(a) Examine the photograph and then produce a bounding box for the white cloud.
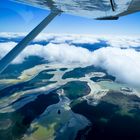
[0,42,17,58]
[1,33,140,48]
[0,33,100,44]
[0,33,140,87]
[0,32,26,39]
[0,42,94,65]
[105,36,140,48]
[50,34,100,44]
[92,47,140,87]
[43,43,94,64]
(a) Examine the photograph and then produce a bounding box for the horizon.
[1,32,140,37]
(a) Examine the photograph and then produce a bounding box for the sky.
[0,0,140,35]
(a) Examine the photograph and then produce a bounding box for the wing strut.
[110,0,115,11]
[0,11,61,74]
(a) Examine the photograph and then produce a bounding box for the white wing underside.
[12,0,132,19]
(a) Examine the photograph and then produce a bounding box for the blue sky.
[0,0,140,35]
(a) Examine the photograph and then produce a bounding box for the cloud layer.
[1,33,140,47]
[93,47,140,87]
[0,33,140,87]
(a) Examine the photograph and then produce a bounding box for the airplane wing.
[12,0,134,19]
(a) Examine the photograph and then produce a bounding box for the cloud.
[1,33,140,48]
[0,42,94,65]
[0,32,26,39]
[0,33,100,44]
[105,36,140,48]
[0,33,140,87]
[43,43,94,64]
[92,47,140,87]
[50,34,100,44]
[0,33,139,48]
[0,42,17,58]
